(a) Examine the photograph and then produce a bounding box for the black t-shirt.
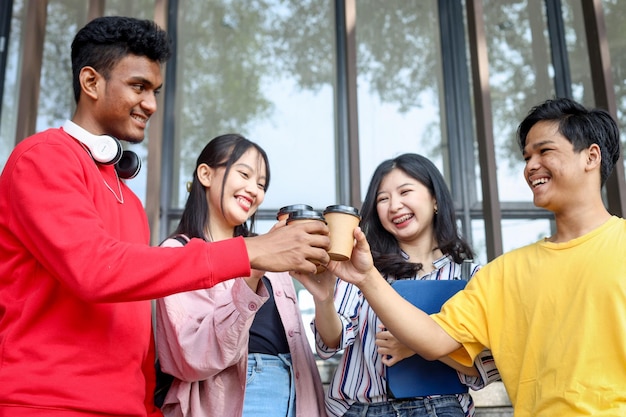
[248,276,290,355]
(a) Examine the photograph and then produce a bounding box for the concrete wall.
[471,382,513,416]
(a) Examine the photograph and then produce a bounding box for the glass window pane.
[104,0,155,18]
[602,0,626,176]
[173,1,337,212]
[167,218,180,237]
[103,0,159,203]
[482,0,553,203]
[356,0,447,194]
[0,0,25,171]
[561,0,593,104]
[254,219,275,236]
[470,219,488,266]
[472,218,551,264]
[36,1,88,133]
[502,218,552,252]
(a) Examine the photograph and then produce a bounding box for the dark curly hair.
[71,16,172,102]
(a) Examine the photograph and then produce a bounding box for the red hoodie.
[0,128,251,416]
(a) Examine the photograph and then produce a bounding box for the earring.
[186,181,192,192]
[434,205,438,215]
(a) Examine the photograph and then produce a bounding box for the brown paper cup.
[323,205,361,261]
[286,209,327,273]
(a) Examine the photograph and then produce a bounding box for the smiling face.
[523,121,592,213]
[200,148,267,239]
[375,168,437,246]
[84,54,163,143]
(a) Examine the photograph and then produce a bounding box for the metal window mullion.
[545,0,572,99]
[334,0,360,207]
[581,0,626,216]
[438,0,476,245]
[465,0,503,260]
[160,0,179,242]
[0,0,14,125]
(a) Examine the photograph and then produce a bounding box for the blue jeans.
[242,353,295,417]
[344,396,464,417]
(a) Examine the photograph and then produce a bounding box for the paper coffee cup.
[286,209,327,273]
[323,205,361,261]
[276,204,313,221]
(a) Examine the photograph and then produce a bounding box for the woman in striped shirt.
[302,154,499,417]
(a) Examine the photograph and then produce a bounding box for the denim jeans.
[344,395,464,417]
[242,353,295,417]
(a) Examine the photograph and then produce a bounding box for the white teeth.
[237,197,251,208]
[531,178,549,187]
[393,214,412,224]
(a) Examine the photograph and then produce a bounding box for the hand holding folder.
[386,279,468,398]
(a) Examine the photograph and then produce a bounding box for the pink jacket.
[156,238,327,417]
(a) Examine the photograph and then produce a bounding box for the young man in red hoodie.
[0,16,329,417]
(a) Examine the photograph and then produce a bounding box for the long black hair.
[360,153,473,278]
[173,133,270,240]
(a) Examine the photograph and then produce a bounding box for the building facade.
[2,0,625,261]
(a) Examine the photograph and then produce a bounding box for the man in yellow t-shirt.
[329,97,626,416]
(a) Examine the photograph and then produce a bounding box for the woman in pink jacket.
[155,134,327,417]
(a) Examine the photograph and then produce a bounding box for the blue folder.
[386,279,468,398]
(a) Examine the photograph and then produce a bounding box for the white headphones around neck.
[63,120,141,179]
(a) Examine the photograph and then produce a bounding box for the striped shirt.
[313,255,500,417]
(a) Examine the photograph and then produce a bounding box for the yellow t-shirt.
[432,216,626,417]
